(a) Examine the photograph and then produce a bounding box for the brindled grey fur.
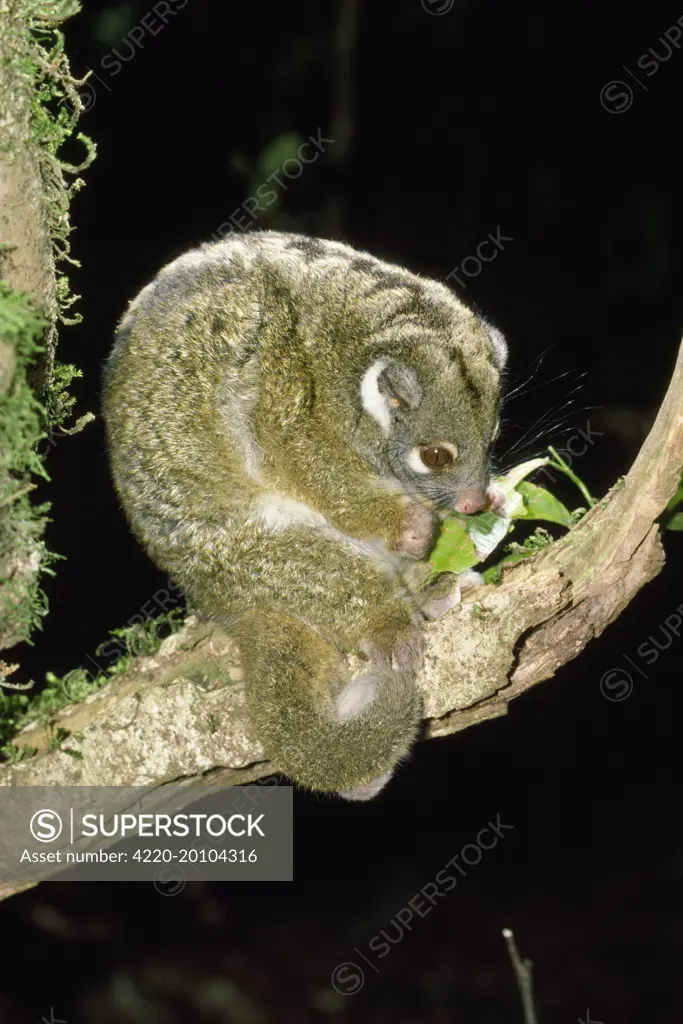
[102,231,506,800]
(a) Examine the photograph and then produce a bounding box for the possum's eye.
[420,445,456,469]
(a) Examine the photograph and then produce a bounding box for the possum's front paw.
[486,482,508,516]
[394,501,436,560]
[418,569,485,620]
[390,623,425,676]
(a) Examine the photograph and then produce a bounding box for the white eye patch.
[360,358,391,436]
[406,448,431,474]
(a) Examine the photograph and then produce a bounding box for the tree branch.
[4,333,682,780]
[0,332,680,899]
[0,321,679,905]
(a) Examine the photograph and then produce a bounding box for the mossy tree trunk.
[0,0,93,652]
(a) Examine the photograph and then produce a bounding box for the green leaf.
[514,481,572,527]
[664,511,683,531]
[428,455,577,577]
[429,519,478,574]
[257,132,304,178]
[664,472,683,513]
[661,473,683,530]
[481,528,554,583]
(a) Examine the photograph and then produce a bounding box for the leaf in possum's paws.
[467,510,514,560]
[430,455,575,572]
[449,458,550,560]
[430,458,548,570]
[429,519,478,573]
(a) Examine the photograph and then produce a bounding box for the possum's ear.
[379,361,423,409]
[485,321,507,370]
[360,358,422,435]
[482,321,507,371]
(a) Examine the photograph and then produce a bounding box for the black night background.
[2,1,683,1021]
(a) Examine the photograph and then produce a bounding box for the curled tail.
[232,611,423,799]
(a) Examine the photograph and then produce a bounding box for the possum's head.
[356,317,506,514]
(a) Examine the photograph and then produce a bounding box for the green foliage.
[570,506,588,525]
[660,472,683,531]
[23,6,96,318]
[21,2,82,19]
[514,481,572,527]
[0,687,32,758]
[0,741,37,764]
[180,660,234,690]
[231,130,305,227]
[47,724,83,758]
[255,132,303,179]
[482,528,554,584]
[99,606,186,673]
[430,451,592,582]
[0,282,54,643]
[429,518,477,574]
[42,359,89,434]
[0,283,49,484]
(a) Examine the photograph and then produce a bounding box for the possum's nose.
[454,488,487,515]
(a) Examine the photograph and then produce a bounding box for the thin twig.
[547,445,596,508]
[503,928,538,1024]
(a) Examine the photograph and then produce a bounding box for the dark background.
[3,0,683,1020]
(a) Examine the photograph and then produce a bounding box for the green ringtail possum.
[102,231,506,800]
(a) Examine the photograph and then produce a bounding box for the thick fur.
[102,231,505,798]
